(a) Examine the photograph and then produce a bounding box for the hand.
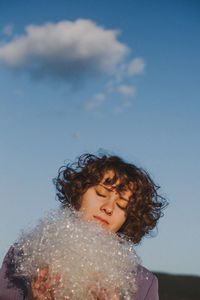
[31,266,61,300]
[89,281,119,300]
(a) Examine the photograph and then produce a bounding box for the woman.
[0,153,167,299]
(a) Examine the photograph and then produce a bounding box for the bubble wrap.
[14,208,140,299]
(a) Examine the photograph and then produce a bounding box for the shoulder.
[0,245,27,300]
[134,264,159,300]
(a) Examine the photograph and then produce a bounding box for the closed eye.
[96,190,106,198]
[116,203,127,210]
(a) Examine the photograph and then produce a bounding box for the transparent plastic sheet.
[14,208,140,299]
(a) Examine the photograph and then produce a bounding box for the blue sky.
[0,0,200,276]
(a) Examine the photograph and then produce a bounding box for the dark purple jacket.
[0,246,159,300]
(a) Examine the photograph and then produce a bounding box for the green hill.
[154,272,200,300]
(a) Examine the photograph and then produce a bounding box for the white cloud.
[128,57,145,76]
[84,93,106,111]
[123,99,132,107]
[113,106,123,114]
[113,97,133,115]
[2,24,14,36]
[0,19,129,82]
[118,85,136,97]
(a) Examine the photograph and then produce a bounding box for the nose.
[100,194,116,216]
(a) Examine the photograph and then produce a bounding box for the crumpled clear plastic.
[14,208,140,299]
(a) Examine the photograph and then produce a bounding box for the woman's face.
[79,172,132,233]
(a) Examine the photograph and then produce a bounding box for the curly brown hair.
[55,153,167,244]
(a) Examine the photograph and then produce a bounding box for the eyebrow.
[98,184,129,202]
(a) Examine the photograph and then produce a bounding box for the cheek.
[120,211,127,224]
[79,199,90,213]
[113,212,126,231]
[79,193,97,214]
[79,191,90,209]
[120,216,126,227]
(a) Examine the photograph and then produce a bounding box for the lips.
[93,216,109,225]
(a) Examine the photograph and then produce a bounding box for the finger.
[31,281,40,298]
[39,283,46,293]
[44,275,61,292]
[98,289,107,300]
[49,272,61,286]
[31,273,60,300]
[91,287,107,300]
[110,293,119,300]
[44,290,54,300]
[31,280,51,298]
[107,289,120,300]
[38,266,49,282]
